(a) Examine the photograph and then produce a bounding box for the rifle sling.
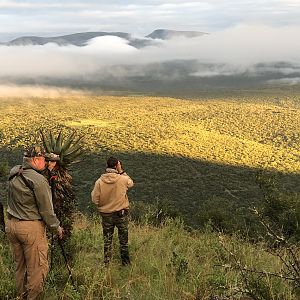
[9,167,38,210]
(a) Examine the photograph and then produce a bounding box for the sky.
[0,0,300,41]
[0,0,300,94]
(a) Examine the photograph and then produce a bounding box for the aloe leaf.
[63,151,83,166]
[70,135,85,149]
[65,150,84,161]
[64,136,84,156]
[64,145,83,157]
[54,130,63,153]
[59,151,64,163]
[49,132,56,149]
[40,130,51,153]
[61,132,76,153]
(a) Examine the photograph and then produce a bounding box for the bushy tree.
[218,170,299,299]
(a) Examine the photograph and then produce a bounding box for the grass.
[0,215,296,299]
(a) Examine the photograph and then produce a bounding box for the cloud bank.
[1,25,300,93]
[0,84,86,98]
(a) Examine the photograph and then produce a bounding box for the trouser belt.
[7,213,42,221]
[101,209,129,217]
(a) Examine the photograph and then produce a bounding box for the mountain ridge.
[146,28,207,39]
[3,29,208,48]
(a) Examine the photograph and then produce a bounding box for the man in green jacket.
[6,145,63,300]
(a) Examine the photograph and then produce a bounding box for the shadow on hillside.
[1,148,300,231]
[75,151,300,228]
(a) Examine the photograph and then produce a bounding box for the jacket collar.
[105,168,118,174]
[22,159,34,170]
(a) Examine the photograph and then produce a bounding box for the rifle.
[49,174,57,270]
[0,202,5,232]
[57,238,76,288]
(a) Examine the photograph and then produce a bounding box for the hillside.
[0,93,300,231]
[0,215,295,299]
[0,92,299,298]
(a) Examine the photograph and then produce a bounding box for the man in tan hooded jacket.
[91,157,133,265]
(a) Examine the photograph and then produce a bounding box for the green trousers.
[101,210,130,265]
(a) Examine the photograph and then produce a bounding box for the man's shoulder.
[119,173,134,185]
[96,174,105,181]
[120,172,132,179]
[9,165,22,177]
[23,168,48,185]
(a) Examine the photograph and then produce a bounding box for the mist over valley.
[1,26,300,96]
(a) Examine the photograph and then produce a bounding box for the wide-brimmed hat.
[44,152,60,162]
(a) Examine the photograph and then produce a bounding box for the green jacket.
[7,161,60,232]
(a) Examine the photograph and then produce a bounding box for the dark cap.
[44,152,60,162]
[24,145,46,158]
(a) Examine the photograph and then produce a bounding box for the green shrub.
[130,198,181,226]
[256,170,300,243]
[0,161,8,179]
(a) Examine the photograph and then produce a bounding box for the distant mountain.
[6,31,153,48]
[146,29,207,40]
[4,29,207,48]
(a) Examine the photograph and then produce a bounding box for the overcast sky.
[1,0,300,41]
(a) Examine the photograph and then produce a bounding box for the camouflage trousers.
[101,210,130,265]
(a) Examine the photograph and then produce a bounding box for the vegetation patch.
[1,215,297,299]
[65,119,117,128]
[0,93,299,233]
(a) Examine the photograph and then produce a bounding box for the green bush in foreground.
[0,215,296,300]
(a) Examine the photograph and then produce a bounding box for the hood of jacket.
[100,169,121,184]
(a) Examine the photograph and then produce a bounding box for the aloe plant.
[40,130,84,241]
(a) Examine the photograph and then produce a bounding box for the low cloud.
[0,84,85,97]
[1,25,300,92]
[267,77,300,85]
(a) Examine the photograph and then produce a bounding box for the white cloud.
[0,84,84,97]
[0,0,91,9]
[0,25,299,85]
[0,36,137,77]
[123,25,300,67]
[267,77,300,85]
[277,0,300,7]
[74,9,137,18]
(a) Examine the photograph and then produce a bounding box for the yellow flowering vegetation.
[0,94,299,229]
[0,95,299,173]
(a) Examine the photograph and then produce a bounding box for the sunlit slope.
[0,96,299,173]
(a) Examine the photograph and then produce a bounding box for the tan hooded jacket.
[91,169,134,213]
